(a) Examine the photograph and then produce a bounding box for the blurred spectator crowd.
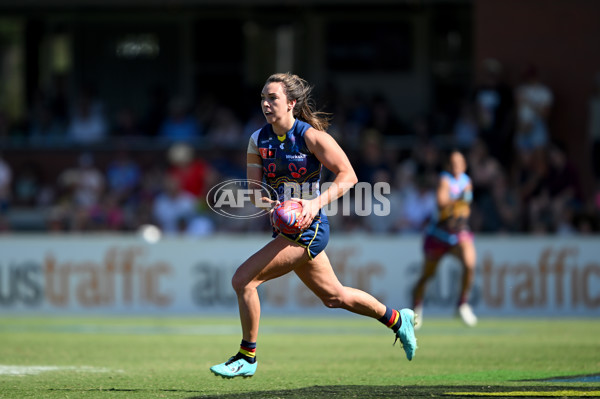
[0,59,599,236]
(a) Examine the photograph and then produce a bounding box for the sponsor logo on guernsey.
[285,154,305,160]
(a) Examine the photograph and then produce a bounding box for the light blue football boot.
[210,355,257,379]
[395,308,418,361]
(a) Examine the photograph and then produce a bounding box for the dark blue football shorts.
[273,213,330,259]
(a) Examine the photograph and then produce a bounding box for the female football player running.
[412,150,478,329]
[210,73,417,378]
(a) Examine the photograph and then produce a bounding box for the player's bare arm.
[437,176,452,207]
[294,127,358,229]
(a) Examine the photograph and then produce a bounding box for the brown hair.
[265,72,331,131]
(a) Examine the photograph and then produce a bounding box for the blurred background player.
[412,149,477,328]
[209,72,417,379]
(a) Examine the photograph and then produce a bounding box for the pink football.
[273,200,304,234]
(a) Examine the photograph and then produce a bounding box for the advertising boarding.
[0,235,598,317]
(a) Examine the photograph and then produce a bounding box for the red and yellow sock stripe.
[386,309,400,328]
[239,345,256,359]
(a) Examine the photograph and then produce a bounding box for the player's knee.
[232,270,261,294]
[231,272,249,293]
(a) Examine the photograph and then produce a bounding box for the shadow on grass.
[187,384,599,399]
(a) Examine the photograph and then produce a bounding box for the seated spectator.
[152,174,197,235]
[159,98,201,142]
[53,153,105,231]
[453,101,479,150]
[58,152,105,210]
[387,159,418,232]
[12,161,44,207]
[67,89,108,145]
[516,149,548,232]
[555,207,577,236]
[519,144,581,234]
[514,65,553,153]
[467,139,503,206]
[363,168,403,234]
[410,138,440,177]
[167,142,213,199]
[355,129,388,184]
[205,107,243,148]
[106,149,141,202]
[473,174,521,233]
[398,173,437,234]
[544,143,583,230]
[89,192,126,231]
[472,58,514,164]
[133,164,166,228]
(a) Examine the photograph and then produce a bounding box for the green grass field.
[0,316,598,398]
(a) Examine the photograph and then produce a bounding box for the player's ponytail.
[265,72,331,131]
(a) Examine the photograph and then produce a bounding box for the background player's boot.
[413,304,423,330]
[457,303,477,327]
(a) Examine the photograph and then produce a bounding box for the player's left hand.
[291,198,320,231]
